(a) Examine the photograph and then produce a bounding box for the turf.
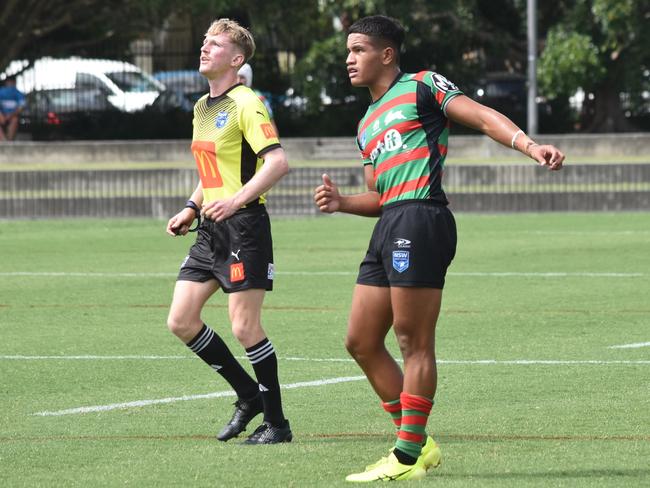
[0,213,649,487]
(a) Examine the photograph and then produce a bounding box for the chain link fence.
[1,163,649,219]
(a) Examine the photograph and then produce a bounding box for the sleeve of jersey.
[356,136,372,166]
[425,72,463,116]
[239,96,281,157]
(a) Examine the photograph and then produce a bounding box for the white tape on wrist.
[511,130,524,149]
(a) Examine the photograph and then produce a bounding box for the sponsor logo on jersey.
[370,129,404,164]
[383,129,403,151]
[192,140,223,189]
[267,263,275,280]
[231,249,241,261]
[384,110,406,125]
[215,111,229,128]
[392,250,410,273]
[261,122,276,139]
[371,120,381,135]
[230,262,245,282]
[394,238,411,248]
[431,73,458,93]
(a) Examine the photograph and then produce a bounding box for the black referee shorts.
[356,200,457,289]
[177,205,274,293]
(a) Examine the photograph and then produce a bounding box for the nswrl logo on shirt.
[215,111,229,128]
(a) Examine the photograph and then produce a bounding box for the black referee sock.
[246,338,285,425]
[187,324,259,400]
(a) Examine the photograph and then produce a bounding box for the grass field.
[1,212,649,487]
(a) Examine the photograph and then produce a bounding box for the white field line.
[1,355,190,360]
[5,355,649,365]
[33,375,366,417]
[0,271,645,278]
[522,230,650,235]
[30,356,650,417]
[608,342,650,349]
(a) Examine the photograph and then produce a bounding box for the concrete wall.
[1,133,650,164]
[2,164,648,218]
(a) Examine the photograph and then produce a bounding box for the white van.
[14,57,164,112]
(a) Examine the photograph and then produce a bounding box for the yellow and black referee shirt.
[191,83,280,205]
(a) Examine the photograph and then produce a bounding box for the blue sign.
[392,251,409,273]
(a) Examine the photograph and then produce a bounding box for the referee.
[166,18,291,444]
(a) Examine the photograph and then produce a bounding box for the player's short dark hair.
[348,15,405,61]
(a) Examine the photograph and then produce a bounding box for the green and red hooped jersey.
[356,71,462,207]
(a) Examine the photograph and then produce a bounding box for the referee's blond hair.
[206,19,255,65]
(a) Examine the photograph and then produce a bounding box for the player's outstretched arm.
[446,95,565,170]
[314,167,381,217]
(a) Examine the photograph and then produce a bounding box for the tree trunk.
[580,86,635,132]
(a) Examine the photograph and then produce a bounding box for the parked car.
[152,70,209,111]
[14,57,164,112]
[21,87,118,140]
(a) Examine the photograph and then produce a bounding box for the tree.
[290,0,530,134]
[0,0,182,74]
[537,0,650,132]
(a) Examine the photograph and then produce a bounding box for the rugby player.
[166,18,291,444]
[314,15,564,481]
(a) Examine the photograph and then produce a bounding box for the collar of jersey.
[369,71,405,106]
[206,82,244,107]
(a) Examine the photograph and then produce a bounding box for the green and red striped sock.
[394,392,433,463]
[381,399,402,429]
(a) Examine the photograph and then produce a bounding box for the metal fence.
[1,163,649,219]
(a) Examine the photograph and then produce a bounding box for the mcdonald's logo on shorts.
[230,262,245,282]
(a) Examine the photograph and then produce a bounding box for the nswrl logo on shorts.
[392,251,410,273]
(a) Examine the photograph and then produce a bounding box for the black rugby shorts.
[177,205,274,293]
[356,200,457,289]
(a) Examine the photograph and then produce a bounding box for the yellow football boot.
[420,436,442,470]
[345,453,427,482]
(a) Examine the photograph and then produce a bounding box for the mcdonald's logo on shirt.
[191,140,223,189]
[230,262,245,282]
[261,123,276,139]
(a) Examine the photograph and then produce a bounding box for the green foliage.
[591,0,636,51]
[538,28,604,98]
[537,0,648,130]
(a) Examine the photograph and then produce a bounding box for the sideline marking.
[0,271,645,278]
[608,342,650,349]
[33,376,366,417]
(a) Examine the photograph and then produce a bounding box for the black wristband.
[184,200,201,232]
[185,200,200,216]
